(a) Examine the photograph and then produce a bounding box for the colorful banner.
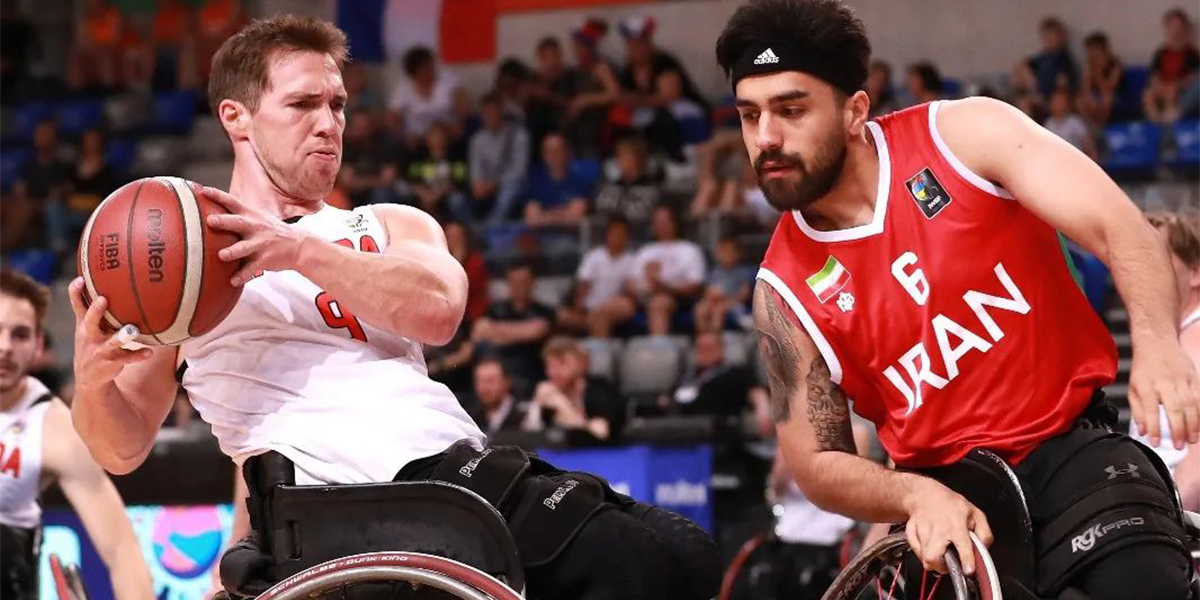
[41,505,235,600]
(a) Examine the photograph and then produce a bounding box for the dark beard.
[755,137,847,212]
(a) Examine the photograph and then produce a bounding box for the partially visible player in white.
[0,267,153,600]
[1134,212,1200,511]
[67,16,481,485]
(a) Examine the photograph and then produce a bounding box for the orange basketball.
[77,176,243,346]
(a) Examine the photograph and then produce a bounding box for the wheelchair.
[219,476,526,600]
[819,449,1200,600]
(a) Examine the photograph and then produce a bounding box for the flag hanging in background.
[337,0,496,64]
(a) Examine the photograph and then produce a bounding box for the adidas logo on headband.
[753,48,780,65]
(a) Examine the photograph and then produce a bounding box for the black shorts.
[1,523,39,600]
[1011,422,1190,595]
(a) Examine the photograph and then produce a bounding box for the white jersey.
[774,480,854,546]
[1130,306,1200,470]
[181,204,485,485]
[0,377,53,529]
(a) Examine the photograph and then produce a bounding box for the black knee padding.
[218,533,274,599]
[630,503,722,600]
[1076,542,1192,600]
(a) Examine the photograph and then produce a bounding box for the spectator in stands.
[559,216,637,336]
[1013,17,1079,118]
[406,123,469,223]
[594,136,661,224]
[469,358,529,436]
[635,206,706,335]
[564,18,620,159]
[494,58,532,123]
[1044,88,1098,160]
[1,1,41,98]
[904,62,944,106]
[526,37,577,151]
[469,91,530,224]
[525,336,624,442]
[343,62,386,118]
[59,129,125,243]
[1078,32,1123,127]
[1136,212,1200,511]
[473,261,555,394]
[647,69,711,161]
[193,0,247,89]
[673,330,767,419]
[866,60,898,117]
[146,0,193,90]
[67,0,128,91]
[694,236,755,333]
[17,121,69,252]
[524,132,591,227]
[339,112,402,207]
[389,46,471,146]
[1144,8,1200,124]
[445,221,490,325]
[617,15,707,117]
[689,130,751,218]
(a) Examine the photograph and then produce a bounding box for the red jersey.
[758,101,1116,468]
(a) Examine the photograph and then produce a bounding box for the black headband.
[729,42,862,96]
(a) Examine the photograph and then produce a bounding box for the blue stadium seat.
[10,103,52,142]
[1102,121,1161,173]
[6,250,58,285]
[0,148,31,192]
[153,90,196,134]
[1112,66,1149,122]
[942,78,963,98]
[53,99,104,137]
[105,139,138,174]
[1172,119,1200,167]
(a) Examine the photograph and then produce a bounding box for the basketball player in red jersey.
[717,1,1197,599]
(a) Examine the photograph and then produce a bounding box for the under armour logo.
[1104,463,1140,480]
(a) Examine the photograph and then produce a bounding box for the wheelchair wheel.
[820,533,1000,600]
[255,552,524,600]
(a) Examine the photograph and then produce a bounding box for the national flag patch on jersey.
[806,255,851,303]
[906,168,952,219]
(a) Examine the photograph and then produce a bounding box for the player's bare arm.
[67,279,180,474]
[43,399,155,599]
[204,190,468,346]
[754,283,992,573]
[937,97,1200,449]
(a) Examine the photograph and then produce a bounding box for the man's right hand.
[68,278,153,389]
[903,477,993,575]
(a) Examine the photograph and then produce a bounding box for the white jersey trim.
[756,267,844,384]
[1181,306,1200,330]
[928,100,1016,200]
[791,121,890,243]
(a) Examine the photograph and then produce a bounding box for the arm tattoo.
[755,290,802,423]
[805,356,856,453]
[755,287,856,452]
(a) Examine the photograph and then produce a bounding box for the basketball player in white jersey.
[1,267,153,600]
[68,15,717,600]
[1137,212,1200,511]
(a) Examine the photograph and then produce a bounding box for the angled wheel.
[821,533,1000,600]
[254,552,524,600]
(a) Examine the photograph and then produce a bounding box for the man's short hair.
[715,0,870,96]
[208,15,348,114]
[1084,32,1109,48]
[403,46,435,77]
[1040,16,1065,34]
[908,62,944,94]
[475,357,508,376]
[542,336,585,360]
[0,267,50,330]
[1149,212,1200,270]
[537,37,561,54]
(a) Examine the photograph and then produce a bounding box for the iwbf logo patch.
[906,168,952,219]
